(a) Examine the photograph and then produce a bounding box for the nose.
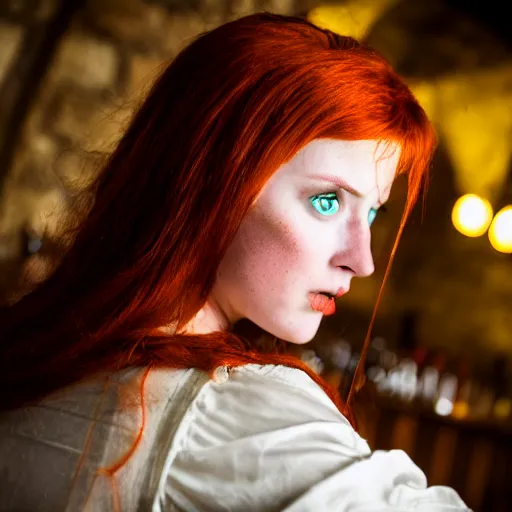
[332,218,375,278]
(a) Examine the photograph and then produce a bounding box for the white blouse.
[154,364,471,511]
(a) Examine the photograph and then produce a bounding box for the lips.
[308,287,347,316]
[308,292,336,315]
[334,287,347,299]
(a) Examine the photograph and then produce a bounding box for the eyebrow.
[308,175,364,198]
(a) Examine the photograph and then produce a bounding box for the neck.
[181,298,232,335]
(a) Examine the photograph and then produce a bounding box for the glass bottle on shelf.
[490,355,512,422]
[416,350,446,409]
[434,357,458,417]
[451,358,472,420]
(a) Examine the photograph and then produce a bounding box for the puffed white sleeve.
[156,365,471,512]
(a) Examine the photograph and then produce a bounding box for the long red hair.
[0,13,436,424]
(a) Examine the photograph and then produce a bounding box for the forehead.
[279,138,400,195]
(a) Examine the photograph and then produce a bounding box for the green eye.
[310,193,340,216]
[368,207,378,226]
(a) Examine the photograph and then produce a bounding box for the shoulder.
[209,363,354,428]
[182,364,359,443]
[155,364,369,511]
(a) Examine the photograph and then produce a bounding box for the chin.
[274,318,321,345]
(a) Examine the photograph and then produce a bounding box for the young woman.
[0,13,470,512]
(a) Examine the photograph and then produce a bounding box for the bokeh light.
[488,205,512,253]
[435,397,454,416]
[451,194,493,237]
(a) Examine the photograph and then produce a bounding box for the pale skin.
[185,139,400,343]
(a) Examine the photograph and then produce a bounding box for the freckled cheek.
[247,219,302,285]
[228,216,302,302]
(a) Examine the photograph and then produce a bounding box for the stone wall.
[0,0,68,290]
[0,0,316,293]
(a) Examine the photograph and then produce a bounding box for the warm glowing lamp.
[451,194,493,237]
[488,205,512,253]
